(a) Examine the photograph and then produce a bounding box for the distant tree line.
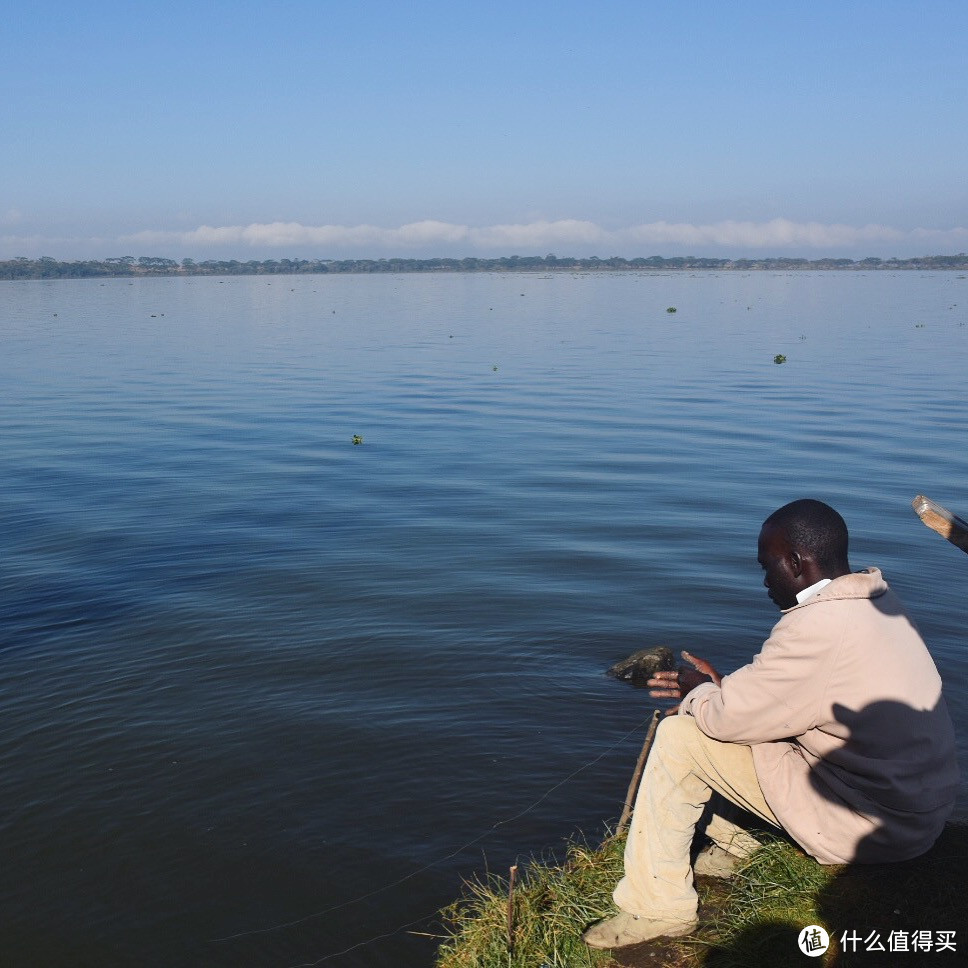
[2,252,967,280]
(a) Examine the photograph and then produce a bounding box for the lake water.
[1,270,966,967]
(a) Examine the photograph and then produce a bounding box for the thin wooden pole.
[507,864,518,953]
[616,710,661,835]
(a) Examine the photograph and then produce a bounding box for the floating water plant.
[607,646,675,687]
[666,306,677,313]
[774,354,787,364]
[352,435,364,445]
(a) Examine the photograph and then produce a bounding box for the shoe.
[693,844,743,879]
[582,910,698,949]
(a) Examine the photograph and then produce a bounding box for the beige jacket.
[680,569,959,864]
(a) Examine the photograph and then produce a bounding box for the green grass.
[436,823,968,968]
[435,832,625,968]
[694,836,836,967]
[699,823,968,967]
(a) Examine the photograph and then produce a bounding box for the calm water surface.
[1,271,966,966]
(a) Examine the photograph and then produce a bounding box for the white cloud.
[911,225,968,245]
[117,218,968,254]
[467,219,608,249]
[619,219,907,249]
[123,220,473,250]
[4,219,966,260]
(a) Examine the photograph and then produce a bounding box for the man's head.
[758,499,851,609]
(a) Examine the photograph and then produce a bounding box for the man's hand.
[647,651,722,714]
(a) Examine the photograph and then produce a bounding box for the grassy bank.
[435,822,968,967]
[436,832,625,968]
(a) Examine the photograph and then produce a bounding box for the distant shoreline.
[2,253,967,280]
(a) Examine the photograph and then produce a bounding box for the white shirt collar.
[796,577,832,604]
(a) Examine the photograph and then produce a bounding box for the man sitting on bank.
[584,499,959,949]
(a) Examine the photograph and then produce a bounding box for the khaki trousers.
[613,714,780,920]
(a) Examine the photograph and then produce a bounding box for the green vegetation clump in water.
[667,307,678,313]
[352,434,364,445]
[773,354,787,364]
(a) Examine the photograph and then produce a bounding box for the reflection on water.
[1,271,966,966]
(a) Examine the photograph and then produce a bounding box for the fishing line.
[284,909,442,968]
[209,711,654,951]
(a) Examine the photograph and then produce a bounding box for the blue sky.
[3,0,967,260]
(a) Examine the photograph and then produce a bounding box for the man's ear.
[790,550,803,576]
